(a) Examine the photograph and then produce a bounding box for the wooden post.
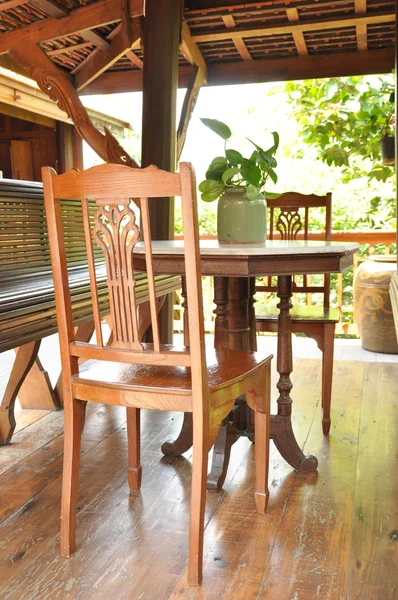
[391,1,398,339]
[56,122,84,173]
[141,0,182,342]
[395,1,397,258]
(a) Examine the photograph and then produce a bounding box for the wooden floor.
[0,358,397,599]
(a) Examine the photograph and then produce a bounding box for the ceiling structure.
[0,0,394,169]
[0,0,394,96]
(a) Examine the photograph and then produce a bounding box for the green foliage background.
[177,73,396,236]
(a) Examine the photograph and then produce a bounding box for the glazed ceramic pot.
[217,188,266,244]
[354,254,398,353]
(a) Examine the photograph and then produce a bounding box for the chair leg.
[322,324,335,435]
[254,410,270,513]
[127,407,142,493]
[60,396,86,557]
[188,419,209,586]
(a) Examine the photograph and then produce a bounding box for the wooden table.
[134,239,359,491]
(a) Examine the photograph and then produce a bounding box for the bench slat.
[0,179,181,353]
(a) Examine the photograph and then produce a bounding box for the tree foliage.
[283,75,396,229]
[284,75,395,181]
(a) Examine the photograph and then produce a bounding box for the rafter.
[29,0,68,18]
[74,0,141,90]
[192,11,395,44]
[286,7,308,56]
[0,0,123,55]
[80,29,109,50]
[75,31,140,91]
[222,14,252,61]
[126,49,143,69]
[0,0,26,12]
[355,0,367,51]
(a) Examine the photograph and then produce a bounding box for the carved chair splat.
[42,162,273,586]
[256,191,338,434]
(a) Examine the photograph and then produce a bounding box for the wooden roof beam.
[192,11,395,43]
[80,30,109,51]
[126,49,143,69]
[75,33,140,90]
[0,0,26,11]
[286,7,308,56]
[74,0,141,90]
[0,0,125,54]
[80,48,395,95]
[222,14,252,60]
[355,0,367,51]
[29,0,68,18]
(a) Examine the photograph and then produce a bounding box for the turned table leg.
[208,277,252,491]
[270,275,318,472]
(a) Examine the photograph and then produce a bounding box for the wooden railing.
[173,231,397,336]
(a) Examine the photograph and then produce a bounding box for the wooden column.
[141,0,182,342]
[391,3,398,338]
[395,1,397,257]
[56,122,84,173]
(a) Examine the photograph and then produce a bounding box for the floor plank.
[0,359,397,600]
[348,362,398,600]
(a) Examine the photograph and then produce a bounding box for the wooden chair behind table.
[256,191,338,435]
[42,162,273,586]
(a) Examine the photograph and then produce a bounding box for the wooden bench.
[0,179,181,444]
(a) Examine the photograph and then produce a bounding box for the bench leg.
[0,340,41,445]
[16,354,60,411]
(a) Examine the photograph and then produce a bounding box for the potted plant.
[198,118,279,244]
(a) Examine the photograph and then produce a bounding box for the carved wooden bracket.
[11,44,139,168]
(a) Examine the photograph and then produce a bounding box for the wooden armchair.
[256,192,338,435]
[42,162,272,586]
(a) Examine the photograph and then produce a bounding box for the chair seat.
[256,303,339,324]
[73,347,272,396]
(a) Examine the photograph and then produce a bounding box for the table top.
[134,239,359,277]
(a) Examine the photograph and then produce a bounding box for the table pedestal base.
[161,274,318,491]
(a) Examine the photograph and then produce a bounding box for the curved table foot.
[161,412,193,457]
[271,414,318,472]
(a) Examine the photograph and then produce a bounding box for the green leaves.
[205,156,228,182]
[200,118,231,140]
[198,179,225,202]
[240,160,261,187]
[285,74,395,168]
[198,118,279,202]
[222,167,240,184]
[225,149,243,165]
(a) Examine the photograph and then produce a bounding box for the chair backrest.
[266,191,332,306]
[42,162,208,406]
